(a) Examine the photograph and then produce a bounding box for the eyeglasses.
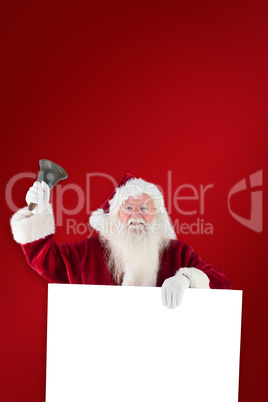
[121,203,156,215]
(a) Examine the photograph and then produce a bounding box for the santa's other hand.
[26,181,50,214]
[161,274,190,309]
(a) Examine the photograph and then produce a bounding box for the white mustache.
[127,218,147,227]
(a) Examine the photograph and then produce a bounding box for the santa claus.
[10,173,231,308]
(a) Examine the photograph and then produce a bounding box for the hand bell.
[28,159,68,211]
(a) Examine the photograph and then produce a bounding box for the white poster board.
[46,285,242,402]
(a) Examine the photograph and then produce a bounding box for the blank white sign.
[46,285,242,402]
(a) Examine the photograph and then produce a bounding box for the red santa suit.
[10,173,231,290]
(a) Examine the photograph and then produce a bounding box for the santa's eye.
[140,206,149,213]
[122,204,152,215]
[124,205,134,213]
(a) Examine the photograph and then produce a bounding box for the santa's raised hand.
[26,181,50,214]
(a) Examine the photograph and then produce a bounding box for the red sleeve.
[178,241,231,289]
[159,240,231,289]
[20,234,89,284]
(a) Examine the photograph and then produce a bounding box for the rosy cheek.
[119,210,128,223]
[145,214,155,223]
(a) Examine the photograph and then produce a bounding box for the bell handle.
[28,202,37,211]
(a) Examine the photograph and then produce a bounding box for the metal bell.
[28,159,68,211]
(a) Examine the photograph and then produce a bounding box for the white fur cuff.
[176,267,210,289]
[10,204,55,244]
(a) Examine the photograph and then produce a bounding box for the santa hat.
[89,173,177,240]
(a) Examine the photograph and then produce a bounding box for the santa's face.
[118,193,156,227]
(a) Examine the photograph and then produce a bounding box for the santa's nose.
[131,209,142,217]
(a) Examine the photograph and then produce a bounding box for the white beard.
[102,217,165,286]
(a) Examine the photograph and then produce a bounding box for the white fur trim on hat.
[10,204,55,244]
[176,267,210,288]
[109,178,165,215]
[89,208,111,235]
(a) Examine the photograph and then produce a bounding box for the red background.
[1,1,267,401]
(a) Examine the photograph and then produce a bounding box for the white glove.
[26,181,50,214]
[161,273,190,309]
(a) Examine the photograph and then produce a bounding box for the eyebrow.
[124,202,150,207]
